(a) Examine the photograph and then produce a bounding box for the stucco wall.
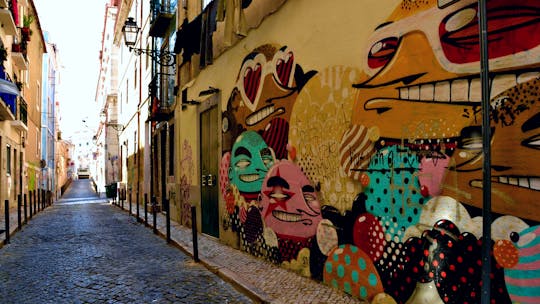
[180,0,540,302]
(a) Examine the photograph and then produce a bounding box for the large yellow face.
[350,0,540,219]
[352,0,540,145]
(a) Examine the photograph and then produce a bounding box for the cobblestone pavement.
[119,201,366,304]
[0,181,253,304]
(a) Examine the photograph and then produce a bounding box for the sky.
[33,0,108,140]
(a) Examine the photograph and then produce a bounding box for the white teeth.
[398,72,531,104]
[240,174,260,182]
[400,87,409,99]
[272,210,302,222]
[420,84,434,101]
[518,178,529,188]
[517,72,540,84]
[246,105,275,126]
[409,86,419,100]
[451,79,469,102]
[531,178,540,190]
[509,177,518,186]
[469,78,482,102]
[435,81,450,101]
[497,177,540,191]
[491,74,517,98]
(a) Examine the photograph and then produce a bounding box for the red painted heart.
[276,52,294,87]
[243,64,262,104]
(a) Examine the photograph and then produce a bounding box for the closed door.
[200,105,219,237]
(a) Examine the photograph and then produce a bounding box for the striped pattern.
[243,64,262,104]
[506,225,540,304]
[275,52,294,87]
[339,124,375,181]
[262,117,289,160]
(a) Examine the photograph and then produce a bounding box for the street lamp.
[122,17,176,67]
[100,110,125,132]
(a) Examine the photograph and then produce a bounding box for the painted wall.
[185,0,540,302]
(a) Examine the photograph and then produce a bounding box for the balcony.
[11,43,28,70]
[0,8,17,36]
[0,70,19,120]
[149,0,176,38]
[11,96,27,131]
[148,72,175,121]
[0,0,8,9]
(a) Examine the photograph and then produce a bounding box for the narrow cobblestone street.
[0,180,252,304]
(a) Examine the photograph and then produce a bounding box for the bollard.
[17,194,21,231]
[144,193,148,226]
[29,191,33,219]
[165,198,170,243]
[129,191,132,215]
[23,193,27,224]
[152,196,157,234]
[37,189,40,212]
[34,190,37,214]
[136,191,140,223]
[191,206,199,262]
[42,190,45,210]
[4,200,10,244]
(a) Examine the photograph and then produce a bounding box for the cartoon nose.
[365,32,451,87]
[494,239,519,268]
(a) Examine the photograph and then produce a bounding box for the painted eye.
[522,134,540,150]
[243,64,262,104]
[235,159,250,169]
[510,231,520,243]
[368,37,399,70]
[274,50,295,87]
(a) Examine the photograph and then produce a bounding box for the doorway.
[199,102,219,238]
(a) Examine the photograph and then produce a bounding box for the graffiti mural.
[180,140,194,227]
[218,0,540,302]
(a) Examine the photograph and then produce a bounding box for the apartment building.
[0,0,47,218]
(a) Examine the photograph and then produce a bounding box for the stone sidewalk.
[115,200,367,304]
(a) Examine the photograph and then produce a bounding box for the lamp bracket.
[129,47,176,67]
[106,123,125,132]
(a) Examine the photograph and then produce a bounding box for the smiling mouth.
[245,105,285,126]
[396,71,539,104]
[470,176,540,191]
[272,210,313,225]
[240,174,261,182]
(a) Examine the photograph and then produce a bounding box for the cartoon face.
[228,130,275,194]
[351,0,540,149]
[442,79,540,221]
[494,225,540,304]
[225,44,306,132]
[259,160,322,240]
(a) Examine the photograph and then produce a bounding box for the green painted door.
[200,105,219,238]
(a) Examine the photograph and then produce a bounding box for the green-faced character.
[229,130,275,196]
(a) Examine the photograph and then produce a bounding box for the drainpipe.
[478,1,491,303]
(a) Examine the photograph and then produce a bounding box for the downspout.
[137,0,142,215]
[478,1,492,303]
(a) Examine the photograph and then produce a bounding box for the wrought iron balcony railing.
[149,0,177,38]
[148,72,176,121]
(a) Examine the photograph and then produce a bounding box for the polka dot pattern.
[352,213,386,261]
[219,152,231,200]
[365,146,424,242]
[323,244,383,301]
